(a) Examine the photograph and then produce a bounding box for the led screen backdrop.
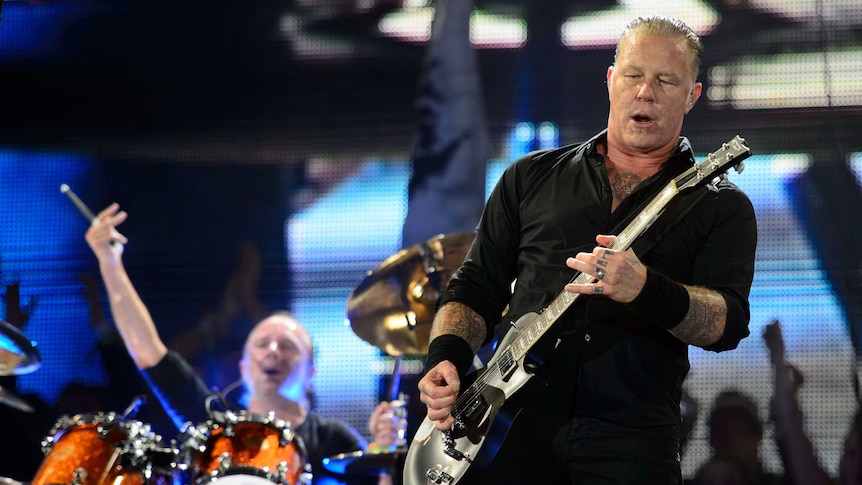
[1,0,862,481]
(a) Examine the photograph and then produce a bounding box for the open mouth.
[632,114,653,124]
[263,367,281,376]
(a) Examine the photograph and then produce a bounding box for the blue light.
[0,150,99,403]
[536,121,559,149]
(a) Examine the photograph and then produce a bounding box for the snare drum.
[181,411,309,485]
[32,412,178,485]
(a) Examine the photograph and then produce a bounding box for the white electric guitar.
[403,135,752,485]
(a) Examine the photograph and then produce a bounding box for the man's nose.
[636,82,655,101]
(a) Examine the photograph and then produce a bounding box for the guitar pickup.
[426,466,455,484]
[462,396,486,420]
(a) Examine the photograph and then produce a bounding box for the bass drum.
[181,411,310,485]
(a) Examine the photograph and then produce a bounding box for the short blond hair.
[615,15,703,82]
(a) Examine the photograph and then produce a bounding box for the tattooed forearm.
[668,286,727,347]
[430,302,487,352]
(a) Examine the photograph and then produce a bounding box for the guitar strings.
[450,271,593,419]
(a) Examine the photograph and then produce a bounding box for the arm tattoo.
[431,302,487,353]
[669,286,727,347]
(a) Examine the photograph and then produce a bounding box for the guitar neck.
[507,181,681,362]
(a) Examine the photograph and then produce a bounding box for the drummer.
[85,203,400,485]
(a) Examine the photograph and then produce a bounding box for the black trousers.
[475,407,682,485]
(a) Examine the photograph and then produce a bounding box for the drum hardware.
[323,449,408,477]
[0,478,26,485]
[0,384,34,413]
[34,410,178,485]
[214,452,232,474]
[40,411,122,453]
[72,467,88,484]
[0,319,41,376]
[333,236,472,484]
[182,410,308,485]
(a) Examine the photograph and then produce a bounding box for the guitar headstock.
[675,135,751,192]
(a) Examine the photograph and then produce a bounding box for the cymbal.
[0,477,27,485]
[0,319,41,376]
[347,232,475,356]
[0,385,34,413]
[322,449,406,476]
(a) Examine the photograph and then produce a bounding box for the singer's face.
[240,315,315,402]
[606,31,701,155]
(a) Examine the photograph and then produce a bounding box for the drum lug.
[40,436,55,455]
[279,429,292,448]
[275,461,289,482]
[217,452,233,474]
[299,464,314,485]
[73,467,88,485]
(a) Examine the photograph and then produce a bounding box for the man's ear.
[606,66,614,96]
[685,82,703,113]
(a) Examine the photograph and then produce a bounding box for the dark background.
[1,0,861,482]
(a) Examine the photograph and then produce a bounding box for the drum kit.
[0,232,474,485]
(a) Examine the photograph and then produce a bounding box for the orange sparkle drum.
[181,411,309,485]
[32,412,178,485]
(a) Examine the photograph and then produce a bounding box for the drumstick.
[61,183,123,252]
[387,354,403,402]
[60,183,97,222]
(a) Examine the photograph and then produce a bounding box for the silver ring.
[596,268,605,280]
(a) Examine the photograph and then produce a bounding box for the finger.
[423,389,458,411]
[434,415,456,431]
[428,367,461,397]
[565,254,592,271]
[591,245,616,266]
[371,402,391,422]
[595,268,605,281]
[97,203,119,217]
[110,229,128,245]
[595,234,617,248]
[564,281,600,294]
[93,203,121,223]
[568,253,605,282]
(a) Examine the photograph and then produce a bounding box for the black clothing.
[144,350,365,484]
[442,130,756,426]
[438,131,757,481]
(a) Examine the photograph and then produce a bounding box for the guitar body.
[403,312,539,485]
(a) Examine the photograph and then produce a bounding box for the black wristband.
[626,269,690,329]
[424,334,474,380]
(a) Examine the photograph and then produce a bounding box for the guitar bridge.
[442,432,471,462]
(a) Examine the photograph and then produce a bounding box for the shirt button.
[584,333,591,342]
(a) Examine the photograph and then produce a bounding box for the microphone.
[204,379,244,417]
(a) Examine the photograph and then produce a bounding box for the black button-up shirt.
[440,130,757,427]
